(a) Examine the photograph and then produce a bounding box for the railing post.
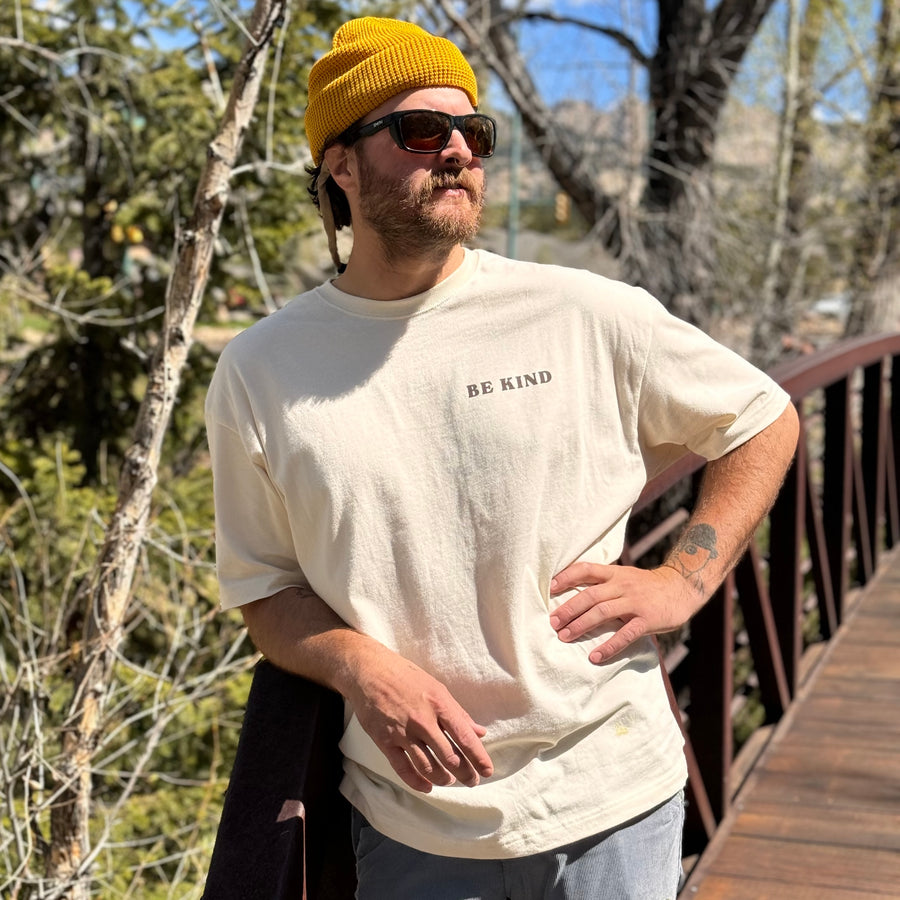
[203,661,356,900]
[734,545,791,716]
[823,377,854,623]
[803,423,839,639]
[889,356,900,547]
[862,359,888,569]
[687,576,733,822]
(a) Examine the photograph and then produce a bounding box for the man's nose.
[441,124,474,165]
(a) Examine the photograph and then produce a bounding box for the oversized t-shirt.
[205,248,790,859]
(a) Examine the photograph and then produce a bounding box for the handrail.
[624,332,900,859]
[204,333,900,898]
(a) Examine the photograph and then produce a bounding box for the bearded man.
[205,17,799,900]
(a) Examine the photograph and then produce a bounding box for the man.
[206,16,799,899]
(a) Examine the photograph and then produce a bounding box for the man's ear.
[323,143,355,193]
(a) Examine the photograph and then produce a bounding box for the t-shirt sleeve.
[634,299,790,479]
[205,359,308,611]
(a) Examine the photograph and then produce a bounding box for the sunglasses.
[343,109,497,158]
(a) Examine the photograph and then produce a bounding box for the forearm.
[239,584,494,790]
[240,585,382,699]
[662,400,800,603]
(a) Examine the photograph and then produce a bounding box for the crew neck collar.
[316,248,479,319]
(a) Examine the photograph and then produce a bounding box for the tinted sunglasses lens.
[464,116,495,157]
[397,112,496,156]
[398,112,452,152]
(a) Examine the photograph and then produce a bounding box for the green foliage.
[0,0,349,484]
[0,438,114,628]
[2,265,149,481]
[0,430,255,897]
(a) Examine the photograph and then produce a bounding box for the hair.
[306,124,360,230]
[306,162,352,230]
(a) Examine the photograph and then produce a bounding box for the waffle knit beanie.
[305,17,478,166]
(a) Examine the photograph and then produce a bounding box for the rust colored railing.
[623,332,900,857]
[204,333,900,898]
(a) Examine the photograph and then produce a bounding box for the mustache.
[426,169,481,193]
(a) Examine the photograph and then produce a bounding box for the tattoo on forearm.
[667,523,718,591]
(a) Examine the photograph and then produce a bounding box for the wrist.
[325,630,397,702]
[656,562,708,617]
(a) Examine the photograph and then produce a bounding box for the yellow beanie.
[305,17,478,166]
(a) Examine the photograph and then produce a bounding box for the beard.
[356,150,485,264]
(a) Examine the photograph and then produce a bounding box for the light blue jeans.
[351,791,685,900]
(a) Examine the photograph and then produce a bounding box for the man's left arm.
[550,401,800,664]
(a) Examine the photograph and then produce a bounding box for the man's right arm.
[240,587,494,792]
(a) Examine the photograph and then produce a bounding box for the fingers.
[549,564,695,664]
[586,619,648,664]
[384,745,436,793]
[381,720,491,791]
[549,565,622,639]
[551,597,625,641]
[405,711,494,789]
[550,561,614,594]
[351,658,494,793]
[439,717,494,784]
[549,564,653,662]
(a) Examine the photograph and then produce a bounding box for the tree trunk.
[845,0,900,336]
[637,0,777,324]
[438,0,776,325]
[45,2,288,895]
[751,0,831,366]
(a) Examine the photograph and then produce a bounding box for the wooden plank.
[775,715,900,754]
[704,835,900,895]
[846,589,900,616]
[813,674,900,702]
[686,873,890,900]
[837,615,900,646]
[729,798,900,851]
[774,727,900,756]
[791,695,900,749]
[790,695,900,730]
[814,643,900,680]
[750,745,900,805]
[749,769,900,815]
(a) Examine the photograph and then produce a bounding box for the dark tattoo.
[668,523,719,589]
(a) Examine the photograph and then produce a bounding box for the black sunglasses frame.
[342,110,497,158]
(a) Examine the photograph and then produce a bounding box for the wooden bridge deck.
[680,547,900,899]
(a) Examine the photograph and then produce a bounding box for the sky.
[503,0,655,110]
[486,0,874,120]
[122,0,876,124]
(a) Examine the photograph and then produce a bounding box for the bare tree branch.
[502,11,651,67]
[43,1,289,895]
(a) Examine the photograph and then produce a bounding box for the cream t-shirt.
[206,249,789,858]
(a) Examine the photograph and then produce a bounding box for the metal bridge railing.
[625,333,900,855]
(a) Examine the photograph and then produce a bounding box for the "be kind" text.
[467,370,552,398]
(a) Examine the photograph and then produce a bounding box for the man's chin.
[423,197,483,233]
[422,213,482,246]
